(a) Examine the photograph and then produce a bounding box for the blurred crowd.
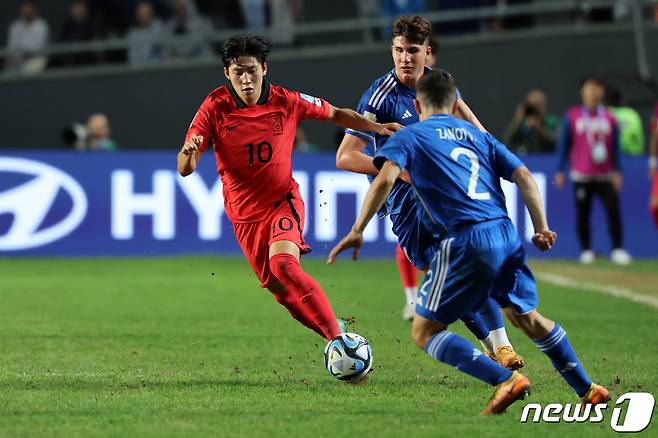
[5,0,658,75]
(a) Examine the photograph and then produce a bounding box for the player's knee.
[411,320,442,349]
[514,310,553,339]
[269,254,295,279]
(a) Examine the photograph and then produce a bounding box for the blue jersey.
[346,68,462,217]
[345,68,419,217]
[374,114,524,234]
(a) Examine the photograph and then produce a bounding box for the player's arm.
[512,166,556,251]
[327,160,401,263]
[456,99,487,132]
[328,106,403,137]
[336,133,379,176]
[177,135,203,176]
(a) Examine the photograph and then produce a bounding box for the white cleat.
[611,248,632,265]
[580,250,595,264]
[402,303,415,321]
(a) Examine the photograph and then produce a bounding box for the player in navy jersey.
[329,70,610,414]
[336,15,523,370]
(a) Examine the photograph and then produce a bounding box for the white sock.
[486,327,512,351]
[480,339,494,355]
[404,287,417,306]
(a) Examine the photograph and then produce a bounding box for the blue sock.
[460,312,488,340]
[477,298,505,332]
[424,331,512,386]
[533,324,592,397]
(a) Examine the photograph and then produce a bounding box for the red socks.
[396,244,418,288]
[269,253,341,340]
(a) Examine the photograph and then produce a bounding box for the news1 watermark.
[520,392,655,432]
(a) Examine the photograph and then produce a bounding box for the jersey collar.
[228,80,271,109]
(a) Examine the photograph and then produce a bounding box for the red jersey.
[186,82,331,222]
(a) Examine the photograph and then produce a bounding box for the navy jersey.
[345,69,419,217]
[346,68,462,217]
[374,114,524,234]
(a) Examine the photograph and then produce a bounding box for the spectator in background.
[83,113,118,151]
[270,0,300,45]
[5,0,49,74]
[604,86,644,156]
[239,0,267,29]
[293,127,319,153]
[126,1,163,65]
[505,89,558,154]
[59,0,102,66]
[650,102,658,227]
[555,76,631,265]
[163,0,213,61]
[381,0,426,17]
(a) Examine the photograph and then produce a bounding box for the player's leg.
[415,232,531,414]
[597,181,630,264]
[499,256,609,405]
[396,244,418,321]
[574,182,595,263]
[232,220,328,338]
[268,194,341,341]
[464,299,525,370]
[267,280,326,338]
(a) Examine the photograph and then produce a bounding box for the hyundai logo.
[0,157,87,250]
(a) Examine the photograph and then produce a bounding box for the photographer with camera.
[505,89,558,155]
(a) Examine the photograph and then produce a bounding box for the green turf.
[0,257,656,437]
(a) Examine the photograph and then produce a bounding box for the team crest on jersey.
[300,93,322,107]
[272,114,283,135]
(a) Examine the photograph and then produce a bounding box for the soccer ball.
[323,333,373,382]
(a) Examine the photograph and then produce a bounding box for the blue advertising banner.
[0,152,655,258]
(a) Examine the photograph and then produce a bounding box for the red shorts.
[232,190,310,288]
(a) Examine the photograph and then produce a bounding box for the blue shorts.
[415,218,538,324]
[390,188,439,270]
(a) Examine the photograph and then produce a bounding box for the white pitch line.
[535,271,658,310]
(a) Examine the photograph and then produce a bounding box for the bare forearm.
[353,177,394,233]
[513,167,548,232]
[456,99,487,132]
[337,149,379,176]
[330,107,379,133]
[177,151,197,176]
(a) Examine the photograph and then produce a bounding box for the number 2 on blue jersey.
[450,147,491,201]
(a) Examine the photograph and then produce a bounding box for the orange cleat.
[495,346,525,371]
[580,383,610,405]
[482,371,531,415]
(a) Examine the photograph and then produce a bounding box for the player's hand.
[181,135,203,156]
[554,172,565,189]
[649,166,656,180]
[326,229,364,264]
[532,229,557,251]
[612,171,623,192]
[398,170,412,184]
[376,122,404,136]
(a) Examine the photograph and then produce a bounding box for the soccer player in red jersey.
[177,35,402,341]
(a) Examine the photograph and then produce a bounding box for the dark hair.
[392,15,432,45]
[580,74,604,89]
[221,34,271,68]
[416,69,457,109]
[429,37,440,55]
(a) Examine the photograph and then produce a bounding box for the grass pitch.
[0,256,656,437]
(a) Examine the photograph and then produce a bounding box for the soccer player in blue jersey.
[336,15,523,370]
[328,70,610,414]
